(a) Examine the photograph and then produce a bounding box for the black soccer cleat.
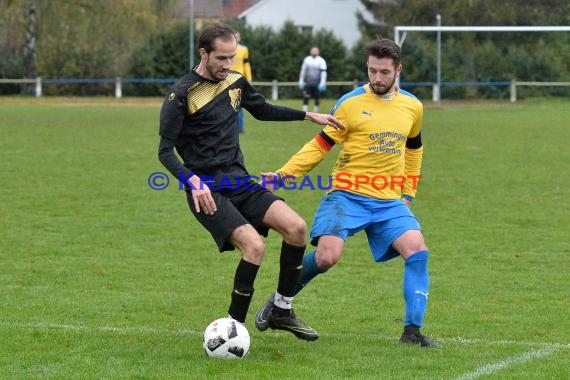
[268,309,320,341]
[399,325,438,348]
[254,293,275,332]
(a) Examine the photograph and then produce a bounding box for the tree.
[126,20,352,98]
[0,0,28,93]
[23,2,37,95]
[0,0,178,95]
[125,22,196,96]
[358,0,570,99]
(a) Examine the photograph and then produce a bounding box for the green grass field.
[1,96,569,379]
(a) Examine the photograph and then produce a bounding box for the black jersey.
[159,69,305,187]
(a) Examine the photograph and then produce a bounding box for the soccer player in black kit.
[158,23,345,341]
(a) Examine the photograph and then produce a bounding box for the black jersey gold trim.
[187,72,242,115]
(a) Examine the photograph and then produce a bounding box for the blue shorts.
[309,190,421,262]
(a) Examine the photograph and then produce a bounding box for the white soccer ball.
[203,317,250,359]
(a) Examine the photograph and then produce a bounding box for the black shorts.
[304,85,321,99]
[186,185,283,252]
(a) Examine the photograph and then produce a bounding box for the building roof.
[172,0,259,20]
[173,0,223,19]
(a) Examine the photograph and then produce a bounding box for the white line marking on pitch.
[456,347,557,380]
[3,321,570,352]
[1,321,201,336]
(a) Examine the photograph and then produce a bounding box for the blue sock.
[294,251,324,295]
[403,250,429,327]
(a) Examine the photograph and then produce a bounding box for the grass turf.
[0,97,569,379]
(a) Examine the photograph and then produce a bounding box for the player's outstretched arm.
[305,112,346,131]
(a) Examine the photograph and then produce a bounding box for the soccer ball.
[203,318,250,359]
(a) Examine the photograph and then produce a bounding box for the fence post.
[115,77,122,98]
[510,80,516,103]
[432,83,440,103]
[271,80,278,101]
[352,79,359,89]
[35,77,42,97]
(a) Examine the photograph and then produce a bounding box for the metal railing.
[1,77,568,102]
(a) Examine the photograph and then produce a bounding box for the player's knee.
[243,240,266,264]
[412,240,428,254]
[315,250,341,270]
[394,230,428,258]
[315,254,339,270]
[401,243,429,259]
[282,217,307,243]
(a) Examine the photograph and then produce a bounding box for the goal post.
[393,25,570,102]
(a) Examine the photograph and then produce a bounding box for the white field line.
[456,346,557,380]
[2,321,569,351]
[0,321,200,337]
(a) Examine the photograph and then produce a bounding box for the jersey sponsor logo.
[368,130,406,155]
[369,131,406,141]
[368,145,402,155]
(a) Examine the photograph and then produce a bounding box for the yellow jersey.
[278,84,424,200]
[230,44,252,81]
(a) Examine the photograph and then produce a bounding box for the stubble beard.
[370,76,396,96]
[206,60,228,81]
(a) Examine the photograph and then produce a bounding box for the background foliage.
[359,0,570,99]
[1,0,569,98]
[0,0,176,95]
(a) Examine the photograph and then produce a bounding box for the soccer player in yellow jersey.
[230,32,252,133]
[255,38,437,347]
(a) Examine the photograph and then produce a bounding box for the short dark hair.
[363,38,401,66]
[198,23,237,53]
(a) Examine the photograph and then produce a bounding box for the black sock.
[228,259,259,323]
[277,241,305,297]
[404,325,420,335]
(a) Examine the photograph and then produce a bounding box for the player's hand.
[298,81,305,90]
[305,112,346,131]
[318,83,326,92]
[260,172,280,192]
[402,197,413,208]
[189,177,217,215]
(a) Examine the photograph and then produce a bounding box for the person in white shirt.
[298,47,327,112]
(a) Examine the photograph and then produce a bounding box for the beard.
[205,61,229,81]
[370,75,396,96]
